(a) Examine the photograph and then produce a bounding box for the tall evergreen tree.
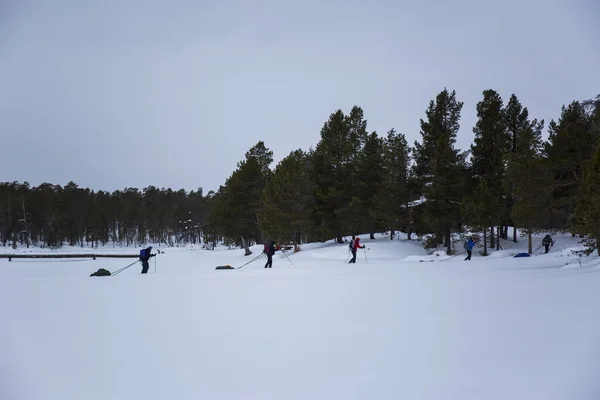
[503,119,548,253]
[470,89,510,249]
[543,101,599,229]
[218,156,264,253]
[503,94,531,242]
[571,142,600,255]
[245,140,274,175]
[340,106,372,237]
[413,88,466,253]
[311,107,366,242]
[345,131,384,238]
[259,149,312,247]
[379,128,413,239]
[461,179,497,256]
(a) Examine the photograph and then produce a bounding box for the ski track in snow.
[0,232,599,400]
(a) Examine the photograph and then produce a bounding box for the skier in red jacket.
[348,236,365,263]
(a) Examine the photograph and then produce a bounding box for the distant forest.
[1,89,599,255]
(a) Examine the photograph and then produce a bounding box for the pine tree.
[544,101,598,229]
[503,119,548,253]
[220,156,265,253]
[311,108,365,242]
[206,187,227,248]
[245,140,274,175]
[259,149,312,247]
[470,89,510,249]
[346,106,369,154]
[413,88,466,253]
[461,180,497,256]
[503,94,531,242]
[379,128,412,239]
[347,131,384,238]
[340,106,372,236]
[571,142,600,255]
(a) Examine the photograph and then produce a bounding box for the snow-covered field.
[1,232,599,400]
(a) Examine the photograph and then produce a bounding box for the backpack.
[543,234,552,244]
[263,243,270,254]
[349,238,355,250]
[139,248,146,260]
[464,240,469,250]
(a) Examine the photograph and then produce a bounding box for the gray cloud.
[1,0,598,193]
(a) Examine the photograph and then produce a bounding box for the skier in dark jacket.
[542,234,554,253]
[264,240,279,268]
[139,246,155,274]
[348,236,365,263]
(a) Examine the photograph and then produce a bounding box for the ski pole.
[441,251,465,262]
[363,247,368,263]
[281,249,294,266]
[112,260,140,276]
[237,253,264,269]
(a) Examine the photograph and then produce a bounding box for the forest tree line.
[1,89,599,254]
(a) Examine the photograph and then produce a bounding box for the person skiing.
[348,236,355,258]
[263,240,279,268]
[139,246,155,274]
[348,236,365,263]
[542,234,554,253]
[464,236,475,261]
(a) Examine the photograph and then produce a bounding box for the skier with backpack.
[263,240,280,268]
[348,236,365,263]
[542,234,554,253]
[139,246,155,274]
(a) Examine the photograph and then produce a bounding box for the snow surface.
[1,232,599,400]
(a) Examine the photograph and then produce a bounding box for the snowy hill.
[1,232,599,399]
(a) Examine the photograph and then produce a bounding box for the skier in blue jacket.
[464,237,475,261]
[139,246,155,274]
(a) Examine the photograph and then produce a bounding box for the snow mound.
[488,250,513,258]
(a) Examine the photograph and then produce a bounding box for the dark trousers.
[141,260,149,274]
[264,254,273,268]
[544,244,550,253]
[464,250,472,261]
[349,250,357,263]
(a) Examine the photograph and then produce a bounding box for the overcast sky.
[1,0,598,194]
